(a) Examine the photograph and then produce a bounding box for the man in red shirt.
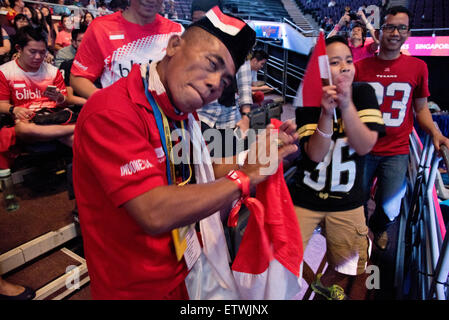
[70,0,183,99]
[355,6,449,250]
[73,7,298,299]
[0,26,75,168]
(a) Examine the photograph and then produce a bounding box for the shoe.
[311,273,348,300]
[374,231,388,251]
[0,286,35,300]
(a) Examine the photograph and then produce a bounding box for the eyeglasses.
[381,24,410,34]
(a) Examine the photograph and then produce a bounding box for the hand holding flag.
[294,31,337,122]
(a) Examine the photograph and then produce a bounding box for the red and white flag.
[184,117,303,300]
[206,6,246,36]
[294,32,331,107]
[230,119,304,300]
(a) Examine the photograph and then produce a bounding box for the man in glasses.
[355,6,449,250]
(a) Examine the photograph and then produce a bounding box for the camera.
[348,11,359,20]
[345,6,359,20]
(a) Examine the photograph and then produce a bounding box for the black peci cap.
[190,0,223,15]
[188,6,256,70]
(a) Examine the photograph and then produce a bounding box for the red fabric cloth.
[252,91,264,105]
[231,119,303,298]
[0,127,16,169]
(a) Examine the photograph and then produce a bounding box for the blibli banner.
[401,36,449,56]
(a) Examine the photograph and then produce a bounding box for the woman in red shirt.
[55,14,72,51]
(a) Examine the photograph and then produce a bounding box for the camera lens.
[349,11,358,20]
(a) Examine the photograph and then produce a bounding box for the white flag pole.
[321,54,337,123]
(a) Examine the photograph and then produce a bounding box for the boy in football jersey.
[355,6,449,250]
[292,36,385,299]
[70,0,183,99]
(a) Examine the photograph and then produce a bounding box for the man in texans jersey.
[355,6,449,250]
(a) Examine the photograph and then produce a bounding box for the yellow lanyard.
[156,104,192,186]
[177,121,192,187]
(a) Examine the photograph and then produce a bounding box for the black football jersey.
[291,82,385,211]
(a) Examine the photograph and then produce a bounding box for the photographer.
[328,8,379,62]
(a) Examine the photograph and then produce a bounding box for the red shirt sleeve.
[0,71,11,102]
[76,108,166,207]
[413,60,430,99]
[70,22,104,82]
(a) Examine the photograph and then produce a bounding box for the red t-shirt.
[0,60,67,111]
[355,54,430,156]
[71,12,183,89]
[55,29,72,48]
[73,65,188,299]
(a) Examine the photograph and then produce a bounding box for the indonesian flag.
[184,116,303,300]
[231,119,304,299]
[206,6,246,36]
[294,32,331,107]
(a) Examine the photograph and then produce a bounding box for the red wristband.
[225,170,250,228]
[226,170,250,200]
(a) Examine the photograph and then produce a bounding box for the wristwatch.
[9,106,15,115]
[241,112,250,118]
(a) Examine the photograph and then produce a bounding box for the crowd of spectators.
[297,1,390,36]
[0,0,134,172]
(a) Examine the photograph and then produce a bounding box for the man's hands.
[258,85,273,93]
[338,12,350,26]
[11,106,34,121]
[43,86,66,105]
[240,120,298,187]
[10,86,66,121]
[432,131,449,154]
[357,10,369,24]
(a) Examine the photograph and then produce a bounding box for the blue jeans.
[362,154,409,233]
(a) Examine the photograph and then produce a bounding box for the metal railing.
[282,17,318,36]
[395,129,449,300]
[23,0,111,19]
[227,12,284,22]
[255,39,307,103]
[410,27,449,36]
